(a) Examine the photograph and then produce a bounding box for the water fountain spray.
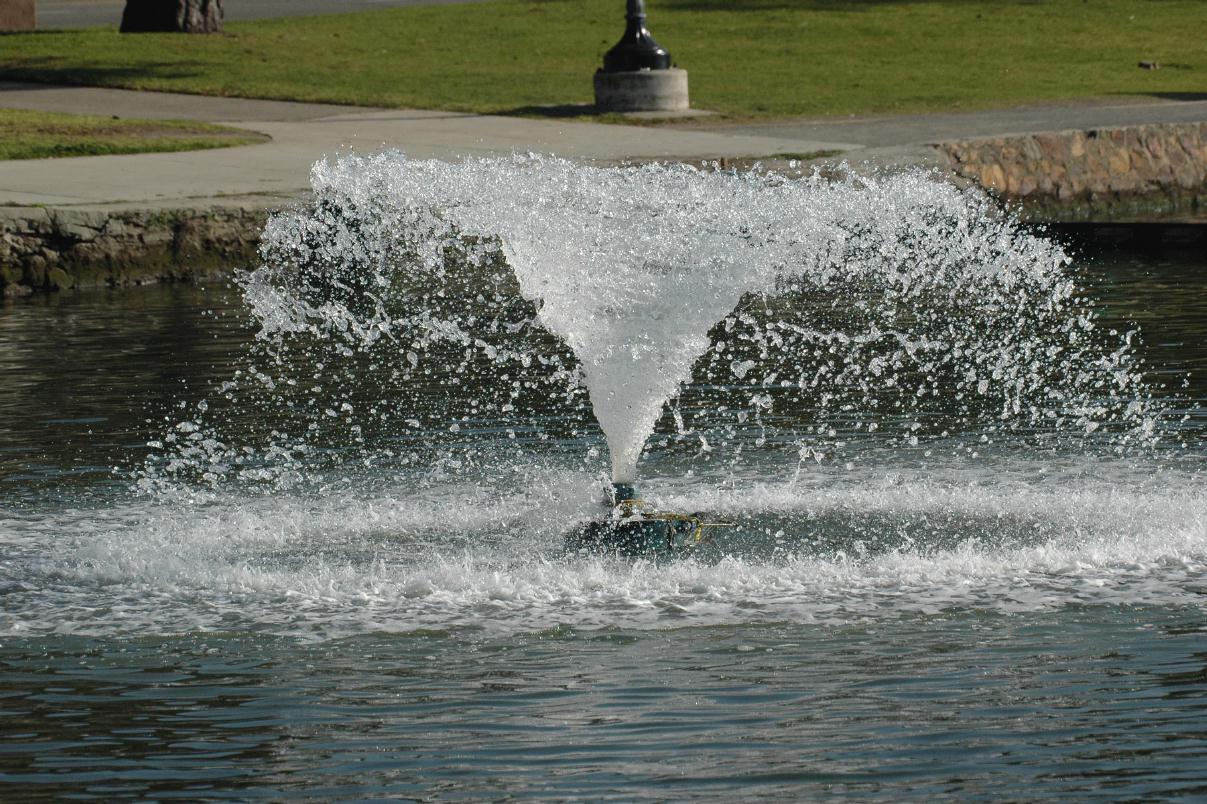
[212,152,1161,559]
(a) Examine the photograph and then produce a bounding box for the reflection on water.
[0,241,1204,799]
[1056,225,1207,399]
[0,285,253,502]
[2,612,1206,799]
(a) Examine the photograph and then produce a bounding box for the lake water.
[1,229,1204,800]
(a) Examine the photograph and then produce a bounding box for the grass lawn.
[0,107,268,160]
[0,0,1203,120]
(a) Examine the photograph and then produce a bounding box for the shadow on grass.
[1143,92,1207,102]
[499,103,602,118]
[495,104,707,126]
[0,57,204,91]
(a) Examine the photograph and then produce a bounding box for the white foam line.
[2,467,1203,640]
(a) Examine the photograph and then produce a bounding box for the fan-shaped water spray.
[0,146,1202,726]
[177,152,1161,504]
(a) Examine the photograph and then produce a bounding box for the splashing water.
[161,151,1162,496]
[5,152,1203,642]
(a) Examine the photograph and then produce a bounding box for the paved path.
[0,82,856,208]
[2,81,1206,210]
[681,96,1207,148]
[37,0,482,30]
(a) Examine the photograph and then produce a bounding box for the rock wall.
[1,205,267,298]
[942,122,1207,219]
[4,121,1205,297]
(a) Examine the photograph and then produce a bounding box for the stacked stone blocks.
[943,122,1207,219]
[1,206,266,297]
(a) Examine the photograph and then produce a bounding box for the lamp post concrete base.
[594,68,689,113]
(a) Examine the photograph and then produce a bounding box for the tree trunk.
[120,0,224,33]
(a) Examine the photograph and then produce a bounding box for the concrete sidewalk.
[685,96,1207,149]
[0,82,858,208]
[4,81,1207,211]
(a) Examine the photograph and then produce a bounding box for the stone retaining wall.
[942,122,1207,219]
[1,205,268,297]
[4,120,1205,297]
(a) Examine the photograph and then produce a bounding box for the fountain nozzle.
[610,482,639,507]
[566,481,726,558]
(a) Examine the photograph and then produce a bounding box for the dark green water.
[3,613,1207,800]
[0,238,1204,800]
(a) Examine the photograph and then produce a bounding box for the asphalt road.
[37,0,486,30]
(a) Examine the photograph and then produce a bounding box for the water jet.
[161,152,1170,565]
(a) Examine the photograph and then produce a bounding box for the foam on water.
[3,460,1204,640]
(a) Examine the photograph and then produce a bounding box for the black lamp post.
[593,0,687,112]
[602,0,672,72]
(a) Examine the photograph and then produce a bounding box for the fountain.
[134,151,1158,558]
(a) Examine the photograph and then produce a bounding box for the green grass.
[0,0,1203,120]
[0,107,267,160]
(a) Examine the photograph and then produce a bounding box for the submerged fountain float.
[150,152,1162,558]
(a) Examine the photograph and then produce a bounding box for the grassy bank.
[0,108,267,160]
[0,0,1203,120]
